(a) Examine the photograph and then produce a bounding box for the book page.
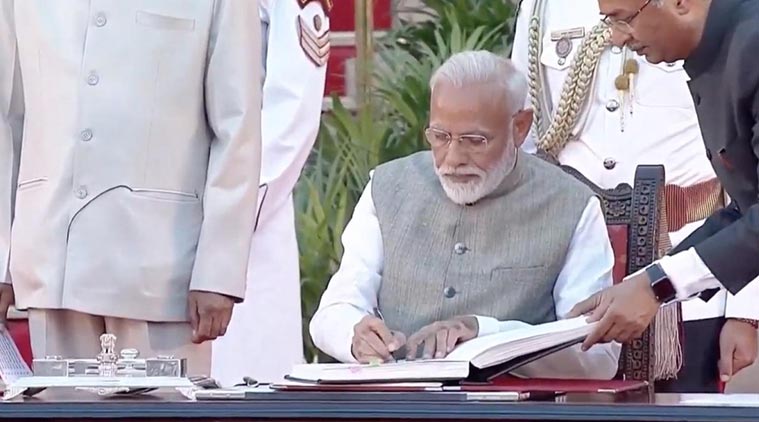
[0,328,32,385]
[445,317,592,362]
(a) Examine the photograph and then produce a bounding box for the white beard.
[435,146,517,205]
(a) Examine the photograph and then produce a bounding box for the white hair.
[429,50,528,115]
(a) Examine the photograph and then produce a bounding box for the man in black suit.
[570,0,759,374]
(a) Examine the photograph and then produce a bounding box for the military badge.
[297,0,331,67]
[550,27,585,66]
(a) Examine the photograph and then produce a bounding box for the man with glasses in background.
[309,51,620,380]
[567,0,759,391]
[512,0,759,392]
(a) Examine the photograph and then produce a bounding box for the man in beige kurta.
[0,0,262,375]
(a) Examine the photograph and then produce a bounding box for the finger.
[719,337,736,382]
[586,297,611,323]
[405,334,420,361]
[218,307,232,337]
[434,329,449,358]
[195,308,213,344]
[368,320,398,351]
[718,357,733,382]
[447,328,460,353]
[208,315,222,340]
[567,294,600,318]
[354,339,382,364]
[422,334,436,359]
[582,310,614,351]
[188,297,200,341]
[359,331,393,361]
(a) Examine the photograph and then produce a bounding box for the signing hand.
[405,316,478,360]
[0,283,14,331]
[718,319,758,382]
[568,272,660,351]
[188,290,235,344]
[351,315,406,363]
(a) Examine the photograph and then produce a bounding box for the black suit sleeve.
[692,85,759,295]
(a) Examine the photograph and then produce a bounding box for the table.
[1,390,758,421]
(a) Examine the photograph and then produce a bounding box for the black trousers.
[655,317,725,393]
[654,204,738,392]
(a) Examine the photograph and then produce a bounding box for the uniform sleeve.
[510,0,539,154]
[477,197,621,380]
[309,176,384,364]
[255,0,328,229]
[189,0,262,300]
[0,0,23,285]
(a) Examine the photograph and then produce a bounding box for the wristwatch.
[645,263,677,304]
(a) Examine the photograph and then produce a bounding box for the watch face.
[647,264,676,303]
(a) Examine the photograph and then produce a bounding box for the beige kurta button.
[606,99,620,112]
[611,46,622,54]
[87,72,100,86]
[454,242,468,254]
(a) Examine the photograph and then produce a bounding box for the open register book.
[289,317,595,384]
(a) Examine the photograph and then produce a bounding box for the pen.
[373,307,384,320]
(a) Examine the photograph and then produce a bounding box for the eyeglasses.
[424,127,490,151]
[602,0,652,35]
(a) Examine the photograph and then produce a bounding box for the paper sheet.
[0,328,32,385]
[680,394,759,407]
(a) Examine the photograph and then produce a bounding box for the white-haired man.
[309,51,620,379]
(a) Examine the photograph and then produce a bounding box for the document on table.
[0,328,32,385]
[680,394,759,407]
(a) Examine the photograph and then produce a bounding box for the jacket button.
[443,286,457,298]
[87,72,100,86]
[95,13,107,27]
[706,148,712,160]
[80,129,93,142]
[693,93,701,105]
[603,157,617,170]
[75,186,88,199]
[454,242,468,254]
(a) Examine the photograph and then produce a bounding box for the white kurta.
[511,0,759,321]
[210,0,329,386]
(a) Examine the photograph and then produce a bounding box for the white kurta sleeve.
[476,196,622,379]
[0,0,23,285]
[309,176,384,363]
[256,0,328,229]
[189,0,262,300]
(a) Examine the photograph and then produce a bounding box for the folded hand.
[188,290,235,344]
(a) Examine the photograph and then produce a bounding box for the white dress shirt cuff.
[658,248,722,300]
[474,316,501,337]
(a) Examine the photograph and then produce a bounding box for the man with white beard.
[309,51,620,380]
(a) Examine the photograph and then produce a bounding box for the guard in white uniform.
[512,0,759,392]
[210,0,330,386]
[0,0,262,376]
